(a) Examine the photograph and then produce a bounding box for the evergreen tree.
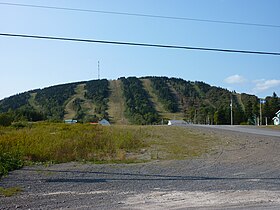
[245,100,254,124]
[264,92,280,124]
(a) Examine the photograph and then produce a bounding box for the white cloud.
[253,79,280,93]
[224,74,246,84]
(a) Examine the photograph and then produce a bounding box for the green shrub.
[0,150,23,177]
[11,121,31,129]
[0,113,13,127]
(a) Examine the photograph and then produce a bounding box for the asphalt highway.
[188,124,280,138]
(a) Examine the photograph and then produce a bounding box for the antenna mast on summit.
[98,61,100,80]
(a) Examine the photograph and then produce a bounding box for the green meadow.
[0,123,219,177]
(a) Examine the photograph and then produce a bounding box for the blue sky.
[0,0,279,100]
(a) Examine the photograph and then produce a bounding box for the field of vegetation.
[0,123,219,177]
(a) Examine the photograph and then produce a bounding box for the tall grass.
[0,123,147,176]
[0,123,220,177]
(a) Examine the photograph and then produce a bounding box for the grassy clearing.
[141,79,185,120]
[0,123,220,176]
[28,92,41,111]
[64,84,86,120]
[143,126,219,160]
[0,186,22,197]
[141,79,166,114]
[107,80,128,124]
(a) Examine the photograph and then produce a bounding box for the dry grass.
[0,123,148,175]
[0,123,220,176]
[142,126,219,160]
[111,125,219,160]
[107,80,128,124]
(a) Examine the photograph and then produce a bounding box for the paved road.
[188,124,280,137]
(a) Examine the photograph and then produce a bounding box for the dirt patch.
[124,190,280,209]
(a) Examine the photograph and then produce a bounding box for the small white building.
[98,119,110,126]
[64,119,78,124]
[168,120,187,126]
[273,110,280,125]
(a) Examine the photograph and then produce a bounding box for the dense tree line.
[35,82,81,120]
[85,79,110,120]
[167,78,263,125]
[241,93,258,125]
[0,77,279,125]
[168,78,207,123]
[169,78,199,99]
[205,87,231,124]
[0,106,45,126]
[0,91,45,126]
[120,77,159,124]
[263,92,280,124]
[0,91,32,112]
[149,77,179,113]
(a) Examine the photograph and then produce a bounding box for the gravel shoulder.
[1,126,280,209]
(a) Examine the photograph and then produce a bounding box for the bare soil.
[1,126,280,209]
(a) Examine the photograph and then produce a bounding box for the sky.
[0,0,280,100]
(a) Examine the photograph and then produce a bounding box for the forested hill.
[0,76,279,125]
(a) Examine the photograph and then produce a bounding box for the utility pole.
[230,96,233,125]
[259,98,262,126]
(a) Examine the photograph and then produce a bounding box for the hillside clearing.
[235,93,245,111]
[28,92,41,111]
[64,84,86,120]
[63,84,98,120]
[141,79,185,120]
[141,79,166,114]
[107,80,128,124]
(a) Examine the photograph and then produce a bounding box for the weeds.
[0,123,148,176]
[0,150,23,177]
[0,186,22,197]
[0,123,220,177]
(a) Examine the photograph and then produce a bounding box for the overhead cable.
[0,2,279,28]
[0,33,280,56]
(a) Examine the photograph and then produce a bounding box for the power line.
[1,32,280,56]
[0,2,279,29]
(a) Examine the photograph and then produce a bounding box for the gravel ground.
[1,126,280,209]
